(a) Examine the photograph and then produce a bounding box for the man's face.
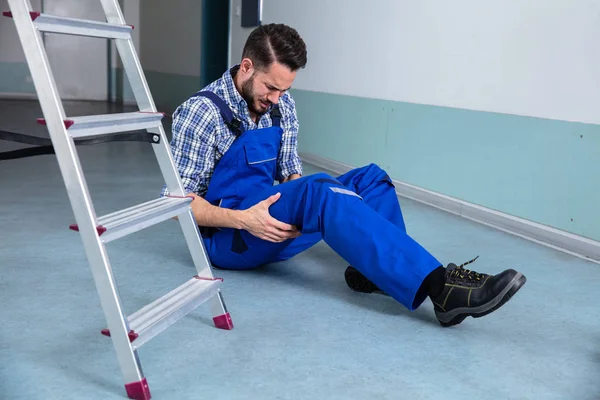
[239,60,296,116]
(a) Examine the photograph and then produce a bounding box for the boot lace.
[449,256,486,282]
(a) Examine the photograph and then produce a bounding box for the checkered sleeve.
[276,94,303,181]
[161,99,218,197]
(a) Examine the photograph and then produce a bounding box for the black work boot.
[344,266,382,293]
[431,257,526,327]
[344,257,526,327]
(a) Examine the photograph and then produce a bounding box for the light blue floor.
[1,100,599,400]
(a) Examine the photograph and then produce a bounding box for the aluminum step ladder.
[4,1,233,399]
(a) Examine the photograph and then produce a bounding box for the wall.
[1,0,207,111]
[1,0,140,101]
[228,0,255,66]
[0,0,41,96]
[43,0,109,101]
[229,0,600,242]
[139,0,202,113]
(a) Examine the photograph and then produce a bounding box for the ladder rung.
[3,11,133,39]
[37,112,164,139]
[70,196,193,243]
[104,276,223,349]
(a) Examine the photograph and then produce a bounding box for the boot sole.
[436,272,527,327]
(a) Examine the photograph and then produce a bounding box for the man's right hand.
[239,192,301,243]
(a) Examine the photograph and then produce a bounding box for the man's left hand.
[282,174,302,183]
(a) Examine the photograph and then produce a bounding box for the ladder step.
[70,196,193,243]
[3,11,132,39]
[37,112,164,139]
[103,276,223,349]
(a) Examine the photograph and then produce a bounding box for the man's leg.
[206,172,442,311]
[205,171,526,326]
[270,232,323,262]
[335,163,406,232]
[333,165,526,326]
[273,164,403,264]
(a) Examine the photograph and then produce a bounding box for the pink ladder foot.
[125,378,151,400]
[213,312,233,330]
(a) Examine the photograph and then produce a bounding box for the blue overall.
[193,91,442,310]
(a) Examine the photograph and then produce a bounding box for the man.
[162,23,526,327]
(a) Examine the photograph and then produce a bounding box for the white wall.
[230,0,600,125]
[1,0,139,100]
[43,0,108,100]
[120,0,140,64]
[140,0,201,77]
[0,0,41,96]
[228,0,255,67]
[0,0,41,63]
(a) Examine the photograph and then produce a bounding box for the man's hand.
[181,190,300,243]
[281,174,302,183]
[240,192,301,243]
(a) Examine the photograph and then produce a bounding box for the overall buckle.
[270,107,281,119]
[228,118,242,135]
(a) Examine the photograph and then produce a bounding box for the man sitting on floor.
[161,23,526,327]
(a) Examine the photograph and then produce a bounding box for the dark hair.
[241,23,307,71]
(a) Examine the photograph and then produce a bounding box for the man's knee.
[361,163,394,186]
[361,163,387,175]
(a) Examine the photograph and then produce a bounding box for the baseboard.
[300,152,600,264]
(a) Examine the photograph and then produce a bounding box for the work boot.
[431,257,526,327]
[344,266,382,294]
[344,257,526,327]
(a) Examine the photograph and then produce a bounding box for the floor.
[1,99,599,400]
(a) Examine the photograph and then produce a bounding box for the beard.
[241,74,270,116]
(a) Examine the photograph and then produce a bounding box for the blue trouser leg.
[335,163,407,232]
[204,169,442,310]
[274,163,406,262]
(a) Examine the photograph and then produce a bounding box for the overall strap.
[193,91,244,135]
[270,105,282,128]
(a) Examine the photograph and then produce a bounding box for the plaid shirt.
[162,65,303,197]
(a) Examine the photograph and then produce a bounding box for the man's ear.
[240,58,254,75]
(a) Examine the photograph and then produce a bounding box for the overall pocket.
[243,142,278,165]
[236,141,280,197]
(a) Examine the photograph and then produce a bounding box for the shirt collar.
[223,65,247,110]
